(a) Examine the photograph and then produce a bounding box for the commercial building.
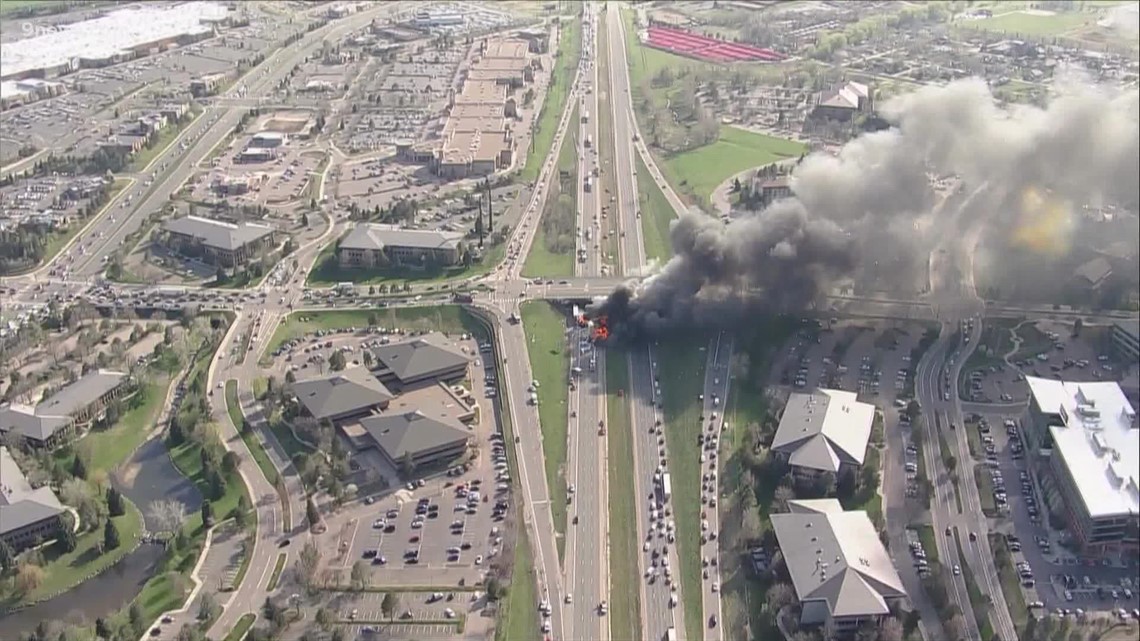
[190,73,228,97]
[771,499,906,638]
[771,389,876,478]
[0,79,65,110]
[1023,377,1139,559]
[160,215,276,267]
[292,367,394,423]
[236,147,276,164]
[359,410,471,468]
[250,132,287,148]
[0,447,65,553]
[372,334,471,390]
[1111,319,1139,363]
[338,223,464,270]
[1,3,229,81]
[0,370,130,449]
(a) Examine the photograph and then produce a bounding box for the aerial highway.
[698,334,732,641]
[604,4,690,640]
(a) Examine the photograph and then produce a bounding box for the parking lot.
[326,589,481,638]
[971,406,1140,619]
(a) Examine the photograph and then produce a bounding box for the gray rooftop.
[0,447,65,536]
[1114,319,1139,341]
[771,499,905,618]
[292,367,394,421]
[0,370,127,442]
[771,389,875,473]
[373,335,471,384]
[163,215,274,251]
[360,410,470,461]
[340,223,463,253]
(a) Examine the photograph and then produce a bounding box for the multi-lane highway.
[699,334,732,640]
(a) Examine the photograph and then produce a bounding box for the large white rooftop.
[1026,376,1139,520]
[2,3,229,79]
[771,389,876,473]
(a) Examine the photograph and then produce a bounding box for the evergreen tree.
[107,487,125,517]
[59,520,78,553]
[103,519,121,550]
[201,500,214,527]
[71,455,88,480]
[306,497,320,528]
[0,539,13,574]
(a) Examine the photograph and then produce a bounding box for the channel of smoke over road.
[590,77,1139,337]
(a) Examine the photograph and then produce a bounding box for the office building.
[372,335,471,390]
[338,223,464,269]
[0,370,129,449]
[771,389,876,479]
[0,447,65,553]
[292,367,394,423]
[161,215,275,267]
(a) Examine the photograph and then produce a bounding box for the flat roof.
[772,499,905,618]
[1027,376,1139,520]
[454,80,506,105]
[163,215,274,251]
[771,389,875,473]
[2,3,230,79]
[481,39,530,59]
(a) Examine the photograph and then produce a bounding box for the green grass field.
[917,525,940,565]
[974,466,997,516]
[635,154,674,263]
[497,525,540,641]
[307,241,505,287]
[963,9,1099,36]
[226,380,279,485]
[655,340,709,641]
[596,24,622,274]
[605,348,643,641]
[267,553,286,592]
[5,502,143,604]
[523,104,580,279]
[663,127,806,208]
[519,301,570,561]
[521,16,582,183]
[989,534,1028,635]
[265,306,484,356]
[82,379,168,475]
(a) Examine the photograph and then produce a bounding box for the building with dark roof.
[372,334,471,389]
[339,223,464,269]
[0,447,66,553]
[161,215,276,267]
[359,410,471,468]
[0,370,129,449]
[291,367,394,423]
[811,81,871,122]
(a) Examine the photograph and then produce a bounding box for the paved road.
[699,334,731,641]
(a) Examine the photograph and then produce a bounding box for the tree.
[329,350,346,371]
[106,487,125,517]
[1072,317,1083,337]
[129,602,146,635]
[71,455,88,479]
[879,616,905,641]
[297,540,321,587]
[315,607,334,629]
[148,499,186,533]
[306,497,321,528]
[198,591,220,621]
[765,582,796,613]
[351,560,369,590]
[0,539,13,574]
[399,452,416,479]
[201,500,214,527]
[945,614,968,641]
[104,518,121,550]
[15,563,45,594]
[773,484,795,513]
[222,451,241,475]
[381,592,400,620]
[58,517,78,553]
[95,617,111,640]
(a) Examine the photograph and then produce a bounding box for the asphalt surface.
[699,334,731,641]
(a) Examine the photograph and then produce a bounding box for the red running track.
[645,26,786,63]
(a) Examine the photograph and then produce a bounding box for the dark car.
[709,615,718,628]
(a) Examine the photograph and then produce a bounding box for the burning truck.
[574,306,610,343]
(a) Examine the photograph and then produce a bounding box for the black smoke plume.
[591,77,1138,336]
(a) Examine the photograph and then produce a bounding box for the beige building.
[338,223,464,269]
[161,215,276,267]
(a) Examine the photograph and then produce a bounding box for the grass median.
[523,104,579,279]
[605,348,643,641]
[268,553,287,592]
[226,379,278,485]
[917,525,941,565]
[595,25,622,274]
[497,524,540,641]
[519,301,571,562]
[223,613,256,641]
[954,530,995,641]
[635,153,674,263]
[655,339,709,641]
[973,466,997,516]
[521,16,582,183]
[988,534,1028,635]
